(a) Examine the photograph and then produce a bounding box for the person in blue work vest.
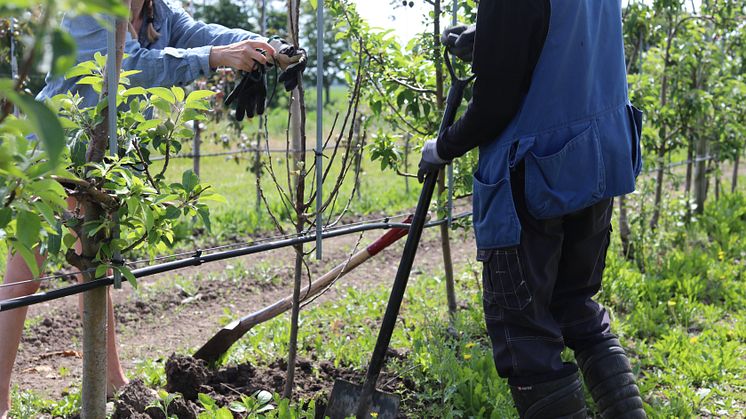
[0,1,305,417]
[419,1,646,418]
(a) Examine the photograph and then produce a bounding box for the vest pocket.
[524,123,606,219]
[473,175,521,249]
[628,105,644,176]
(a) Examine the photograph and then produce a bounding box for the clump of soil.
[114,354,416,417]
[165,354,210,400]
[113,379,199,419]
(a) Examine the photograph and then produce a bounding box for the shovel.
[193,219,413,363]
[325,50,475,419]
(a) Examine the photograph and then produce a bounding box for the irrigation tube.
[0,213,472,312]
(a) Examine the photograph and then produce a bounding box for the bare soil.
[13,221,477,412]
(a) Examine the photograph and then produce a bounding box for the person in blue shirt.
[420,1,645,418]
[0,1,300,416]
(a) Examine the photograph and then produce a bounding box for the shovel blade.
[325,379,400,419]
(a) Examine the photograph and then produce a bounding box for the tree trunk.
[682,137,693,221]
[438,172,457,316]
[432,0,457,317]
[618,196,634,261]
[80,11,128,417]
[193,122,201,177]
[649,146,666,230]
[693,133,708,214]
[404,133,411,194]
[353,115,363,200]
[283,0,305,399]
[325,82,331,106]
[732,151,740,193]
[715,161,721,201]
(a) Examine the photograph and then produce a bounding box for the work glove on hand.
[268,38,308,91]
[441,23,475,62]
[418,139,450,183]
[224,67,267,121]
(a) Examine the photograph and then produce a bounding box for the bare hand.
[209,39,276,72]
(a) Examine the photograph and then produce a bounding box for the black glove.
[224,67,267,121]
[417,139,449,183]
[269,38,308,91]
[441,23,475,62]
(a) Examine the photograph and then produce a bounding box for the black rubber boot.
[575,338,647,419]
[510,372,588,419]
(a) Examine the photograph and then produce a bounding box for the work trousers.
[479,165,614,387]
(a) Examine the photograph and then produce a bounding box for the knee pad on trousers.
[575,338,647,419]
[510,372,587,419]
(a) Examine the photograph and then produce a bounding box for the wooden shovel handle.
[231,221,412,333]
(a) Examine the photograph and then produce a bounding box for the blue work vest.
[472,0,643,250]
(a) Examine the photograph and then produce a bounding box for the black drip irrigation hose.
[0,212,472,312]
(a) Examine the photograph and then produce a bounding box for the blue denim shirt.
[37,0,262,107]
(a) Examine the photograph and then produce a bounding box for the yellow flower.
[718,250,725,261]
[371,413,379,418]
[689,336,699,344]
[463,354,472,361]
[465,342,476,349]
[667,300,677,307]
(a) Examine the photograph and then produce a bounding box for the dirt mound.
[113,379,199,419]
[165,354,210,400]
[157,354,414,415]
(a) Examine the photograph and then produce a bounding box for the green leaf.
[118,266,138,288]
[13,243,40,278]
[200,193,227,204]
[165,206,181,220]
[228,402,247,414]
[47,224,62,256]
[215,408,233,419]
[95,264,109,278]
[198,207,211,233]
[171,86,185,102]
[123,86,148,97]
[185,90,217,104]
[76,76,103,85]
[27,179,68,208]
[64,61,96,79]
[0,208,11,229]
[120,69,142,78]
[16,210,41,248]
[148,87,176,104]
[182,170,199,193]
[63,233,77,249]
[16,96,65,166]
[33,201,57,226]
[198,393,217,410]
[255,390,272,404]
[309,0,317,10]
[51,29,77,77]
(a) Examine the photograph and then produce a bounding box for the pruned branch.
[51,176,118,209]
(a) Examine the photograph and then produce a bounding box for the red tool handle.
[366,216,413,256]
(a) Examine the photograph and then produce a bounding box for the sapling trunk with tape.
[432,0,457,318]
[76,9,128,418]
[284,0,306,399]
